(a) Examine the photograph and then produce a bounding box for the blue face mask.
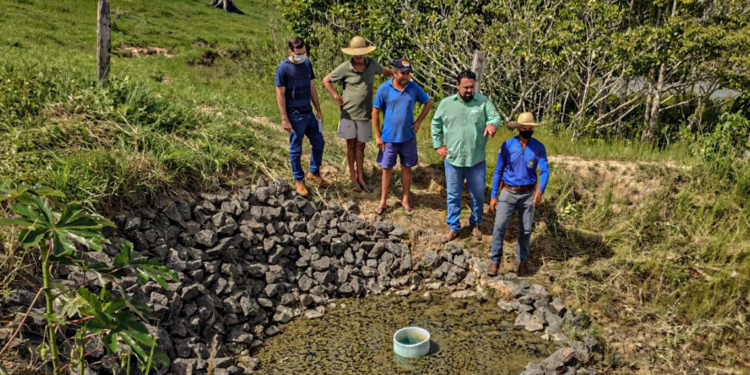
[520,130,533,140]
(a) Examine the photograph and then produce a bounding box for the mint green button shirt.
[431,93,502,167]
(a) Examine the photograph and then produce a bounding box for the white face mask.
[292,53,308,63]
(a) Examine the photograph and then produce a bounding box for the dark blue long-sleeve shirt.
[490,137,549,199]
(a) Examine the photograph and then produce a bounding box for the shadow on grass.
[480,198,614,277]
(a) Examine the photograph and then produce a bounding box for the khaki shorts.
[337,119,372,143]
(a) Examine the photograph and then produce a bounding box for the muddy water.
[255,291,554,374]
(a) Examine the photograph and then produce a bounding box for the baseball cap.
[394,58,412,72]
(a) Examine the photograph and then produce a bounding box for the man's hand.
[533,189,543,205]
[376,137,385,151]
[333,95,344,109]
[489,198,498,213]
[435,146,449,158]
[315,110,323,122]
[282,118,292,133]
[412,120,422,134]
[484,124,497,138]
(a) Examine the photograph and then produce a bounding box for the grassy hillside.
[1,0,749,373]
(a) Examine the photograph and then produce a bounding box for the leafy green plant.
[0,185,177,374]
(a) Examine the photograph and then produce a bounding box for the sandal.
[375,206,387,215]
[360,184,373,193]
[401,203,414,216]
[351,182,362,193]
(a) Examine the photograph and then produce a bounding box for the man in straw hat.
[323,36,393,193]
[372,58,433,215]
[431,69,501,243]
[487,112,549,277]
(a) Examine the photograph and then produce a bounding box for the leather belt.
[502,183,537,193]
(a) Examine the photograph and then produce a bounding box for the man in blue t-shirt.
[275,36,329,197]
[372,58,433,215]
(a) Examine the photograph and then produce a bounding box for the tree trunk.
[210,0,244,14]
[642,63,666,143]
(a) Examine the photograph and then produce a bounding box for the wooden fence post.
[471,50,487,93]
[97,1,111,84]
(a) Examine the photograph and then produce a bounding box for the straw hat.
[508,112,540,129]
[341,36,377,55]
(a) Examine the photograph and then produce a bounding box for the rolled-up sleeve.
[431,101,445,149]
[484,99,501,127]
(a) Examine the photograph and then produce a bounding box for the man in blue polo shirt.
[275,36,329,197]
[372,58,433,215]
[488,112,549,277]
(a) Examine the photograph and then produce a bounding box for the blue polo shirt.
[373,79,430,143]
[275,59,315,115]
[490,137,549,198]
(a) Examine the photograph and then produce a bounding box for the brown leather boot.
[295,181,309,197]
[515,261,528,276]
[306,172,330,188]
[470,226,482,240]
[487,263,500,277]
[440,230,459,244]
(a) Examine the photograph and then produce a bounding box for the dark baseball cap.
[394,58,412,72]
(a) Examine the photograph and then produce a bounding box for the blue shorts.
[377,138,418,169]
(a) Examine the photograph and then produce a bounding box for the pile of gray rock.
[492,278,601,374]
[0,176,605,375]
[104,179,411,374]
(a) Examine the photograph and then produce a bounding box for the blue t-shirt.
[490,137,549,198]
[373,79,430,143]
[275,59,315,115]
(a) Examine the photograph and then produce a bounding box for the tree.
[210,0,244,14]
[0,185,177,374]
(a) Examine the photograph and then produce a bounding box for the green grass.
[1,0,749,372]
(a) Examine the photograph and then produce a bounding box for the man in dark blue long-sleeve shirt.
[487,112,549,277]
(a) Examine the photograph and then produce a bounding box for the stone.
[395,290,411,297]
[422,292,432,302]
[368,242,386,259]
[298,275,314,292]
[343,200,359,213]
[305,310,324,319]
[518,303,534,313]
[571,340,591,363]
[552,346,576,363]
[311,256,331,272]
[314,271,334,284]
[181,284,206,300]
[195,230,218,247]
[374,221,394,233]
[240,296,260,316]
[422,251,440,269]
[529,284,550,301]
[264,284,282,298]
[525,316,544,332]
[497,299,520,312]
[550,297,567,316]
[265,325,282,337]
[273,306,293,323]
[172,358,197,375]
[514,312,533,327]
[450,290,477,299]
[227,329,253,344]
[213,357,234,369]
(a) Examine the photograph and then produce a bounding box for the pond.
[254,290,554,374]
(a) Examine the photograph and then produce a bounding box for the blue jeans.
[490,189,535,264]
[445,159,486,232]
[288,113,325,181]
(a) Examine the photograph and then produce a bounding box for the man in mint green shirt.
[432,70,501,242]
